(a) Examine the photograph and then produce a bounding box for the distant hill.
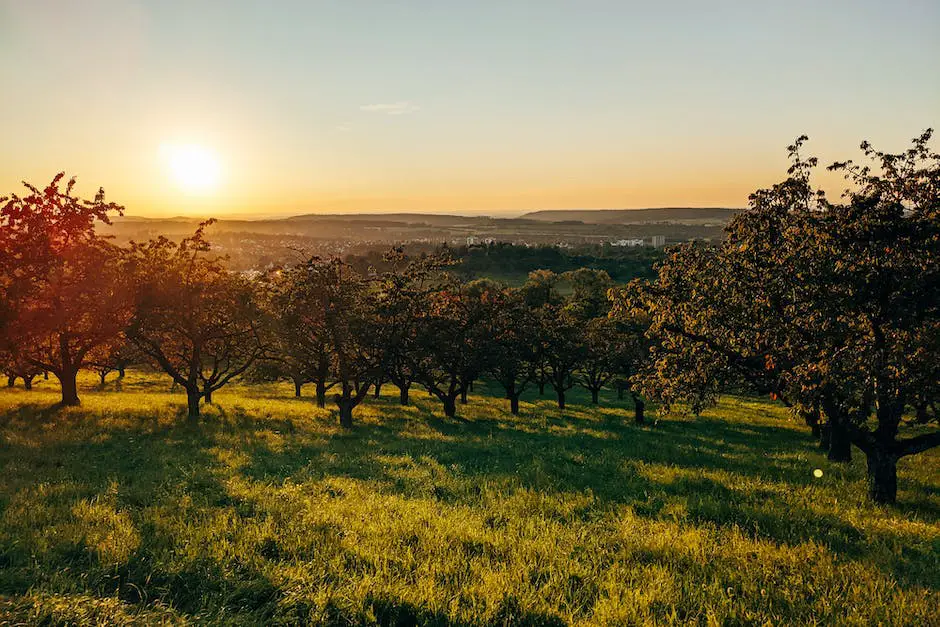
[520,208,743,224]
[286,213,494,226]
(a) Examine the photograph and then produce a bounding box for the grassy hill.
[0,373,937,625]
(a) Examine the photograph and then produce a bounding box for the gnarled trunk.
[293,378,303,397]
[99,371,107,386]
[556,389,566,409]
[399,382,410,406]
[442,395,457,418]
[865,448,898,505]
[23,375,34,391]
[334,394,357,428]
[203,386,213,404]
[373,381,383,398]
[59,367,80,406]
[460,387,469,404]
[590,388,599,404]
[510,394,520,415]
[186,388,201,419]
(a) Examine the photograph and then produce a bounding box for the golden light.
[161,143,221,193]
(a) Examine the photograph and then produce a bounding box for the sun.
[161,143,221,193]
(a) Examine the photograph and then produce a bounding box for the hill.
[521,208,743,224]
[0,373,937,624]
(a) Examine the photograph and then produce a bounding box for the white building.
[611,238,645,247]
[651,235,666,248]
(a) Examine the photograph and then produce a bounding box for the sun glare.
[162,143,221,193]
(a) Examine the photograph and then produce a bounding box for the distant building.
[466,236,477,245]
[611,238,645,247]
[651,235,666,248]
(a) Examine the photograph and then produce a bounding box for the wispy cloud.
[359,101,420,115]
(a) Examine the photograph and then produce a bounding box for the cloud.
[359,101,420,115]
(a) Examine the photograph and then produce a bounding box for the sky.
[1,0,938,218]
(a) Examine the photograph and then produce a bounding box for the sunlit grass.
[0,372,937,624]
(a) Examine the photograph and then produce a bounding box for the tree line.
[1,131,937,505]
[0,187,648,427]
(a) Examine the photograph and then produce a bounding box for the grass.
[0,372,937,625]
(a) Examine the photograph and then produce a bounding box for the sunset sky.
[1,0,937,218]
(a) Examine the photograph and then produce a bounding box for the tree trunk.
[5,375,14,388]
[336,397,354,428]
[632,393,645,425]
[556,389,565,409]
[827,419,852,463]
[442,395,457,418]
[819,422,831,450]
[460,387,469,404]
[617,385,624,401]
[186,389,201,419]
[802,410,821,439]
[23,376,34,391]
[293,378,303,397]
[59,367,80,406]
[373,381,383,398]
[203,386,213,404]
[865,448,898,505]
[99,371,107,386]
[590,388,599,404]
[399,383,410,406]
[538,381,545,396]
[117,366,126,379]
[316,381,326,408]
[510,394,520,415]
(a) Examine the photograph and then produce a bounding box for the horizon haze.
[1,0,938,217]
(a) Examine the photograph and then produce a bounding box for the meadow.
[0,373,937,625]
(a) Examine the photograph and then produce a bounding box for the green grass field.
[0,373,937,625]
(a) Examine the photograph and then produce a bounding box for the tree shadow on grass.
[2,393,938,614]
[234,398,938,591]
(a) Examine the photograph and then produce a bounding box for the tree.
[373,250,452,406]
[259,269,335,406]
[0,174,131,405]
[484,288,539,415]
[620,131,940,503]
[540,307,585,410]
[127,225,265,419]
[1,345,43,390]
[561,268,615,319]
[576,317,620,405]
[807,131,940,503]
[607,286,654,424]
[277,256,382,428]
[410,281,491,418]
